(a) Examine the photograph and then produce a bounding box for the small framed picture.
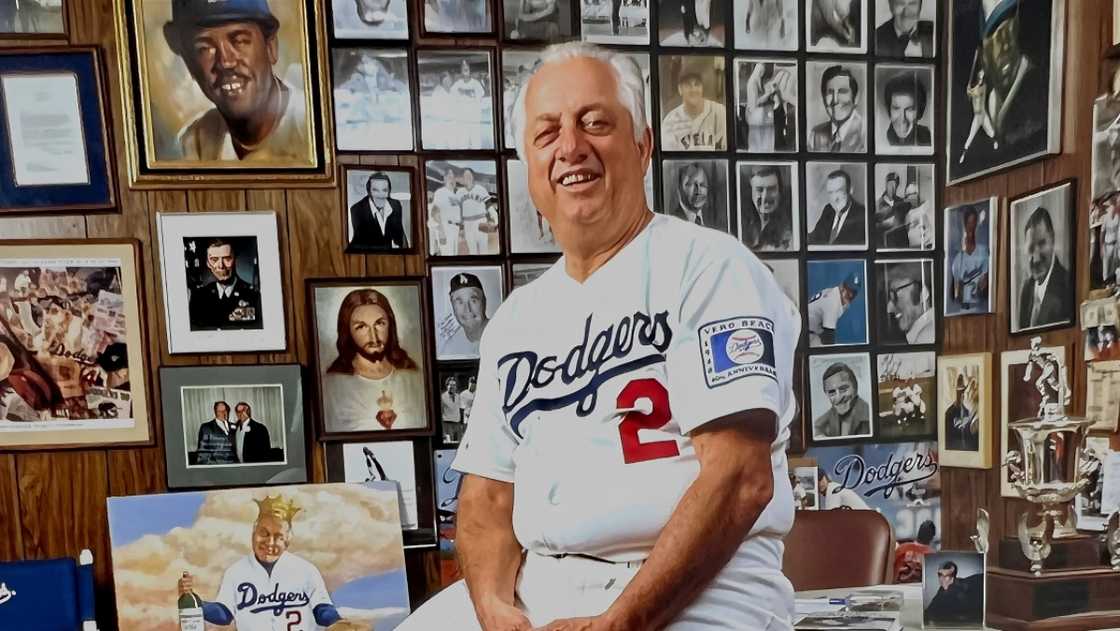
[331,48,414,151]
[422,0,494,34]
[806,0,868,53]
[661,159,731,234]
[1000,344,1067,497]
[417,50,496,151]
[424,159,502,257]
[875,0,936,57]
[431,265,505,361]
[506,159,560,254]
[579,0,649,44]
[805,161,868,251]
[805,61,868,153]
[0,0,67,37]
[1089,188,1120,292]
[733,0,797,51]
[733,58,799,154]
[938,352,992,469]
[436,365,480,446]
[875,258,936,346]
[309,278,432,438]
[342,166,417,253]
[737,161,800,252]
[501,49,544,150]
[875,351,936,441]
[808,352,874,443]
[792,465,819,509]
[1009,180,1075,334]
[806,258,868,348]
[945,198,997,316]
[658,55,727,152]
[511,262,555,289]
[872,163,935,252]
[762,258,801,310]
[330,0,410,39]
[156,212,286,354]
[159,365,308,489]
[923,551,986,629]
[658,0,725,46]
[504,0,574,40]
[874,64,935,156]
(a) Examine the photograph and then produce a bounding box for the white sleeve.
[214,565,238,613]
[451,330,518,482]
[306,565,333,610]
[821,291,840,329]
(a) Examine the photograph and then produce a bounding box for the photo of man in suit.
[663,160,729,233]
[739,163,795,251]
[348,171,410,251]
[807,63,866,152]
[809,168,867,248]
[1016,206,1071,331]
[232,401,280,463]
[881,69,932,150]
[875,0,935,57]
[813,361,872,440]
[187,238,263,332]
[195,401,238,465]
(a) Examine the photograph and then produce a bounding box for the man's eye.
[534,129,558,146]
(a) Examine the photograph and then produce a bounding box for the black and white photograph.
[807,0,867,53]
[1092,95,1120,202]
[424,159,501,257]
[805,161,868,251]
[504,0,573,40]
[342,441,420,530]
[947,0,1065,184]
[733,0,797,51]
[1009,180,1075,333]
[876,258,936,345]
[579,0,650,44]
[157,212,286,354]
[512,262,555,289]
[1090,191,1120,291]
[331,0,410,39]
[506,159,560,254]
[922,551,986,629]
[437,367,479,445]
[423,0,493,33]
[807,258,869,347]
[0,0,66,35]
[502,49,544,150]
[737,161,799,252]
[658,55,727,152]
[875,0,936,57]
[659,0,725,46]
[332,48,414,151]
[874,64,935,156]
[876,351,936,441]
[734,59,799,154]
[945,198,996,316]
[418,50,496,150]
[661,159,731,234]
[808,352,874,443]
[792,465,819,510]
[872,163,935,251]
[763,258,801,310]
[159,365,308,489]
[431,265,505,361]
[805,61,868,153]
[343,166,415,253]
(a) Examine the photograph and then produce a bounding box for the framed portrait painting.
[937,352,992,469]
[113,0,333,187]
[0,240,151,450]
[341,165,417,254]
[1008,180,1075,334]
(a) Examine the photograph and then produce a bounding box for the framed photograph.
[0,47,115,214]
[874,64,935,156]
[1092,95,1120,202]
[938,352,992,469]
[807,0,867,53]
[1000,344,1066,497]
[0,0,66,37]
[1089,108,1120,293]
[1008,180,1075,334]
[944,198,996,316]
[659,0,725,46]
[435,448,463,584]
[331,48,414,151]
[875,258,935,346]
[805,61,867,153]
[875,351,935,441]
[579,0,649,44]
[506,159,560,254]
[733,58,799,154]
[511,262,555,289]
[661,159,730,234]
[658,55,727,152]
[874,0,937,57]
[113,0,332,187]
[792,465,819,509]
[872,163,934,252]
[923,551,986,629]
[1087,361,1120,432]
[737,161,799,252]
[309,278,432,438]
[156,212,286,354]
[806,258,868,348]
[422,0,494,34]
[431,265,505,361]
[763,258,801,310]
[436,365,479,446]
[424,159,501,257]
[417,50,496,151]
[946,0,1065,185]
[805,161,868,251]
[0,241,151,450]
[501,49,544,150]
[160,365,307,489]
[342,166,416,253]
[808,352,874,443]
[108,483,411,630]
[733,0,797,51]
[1075,436,1113,531]
[504,0,574,40]
[330,0,410,39]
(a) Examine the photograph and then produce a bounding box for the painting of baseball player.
[330,0,410,39]
[806,61,868,153]
[661,159,730,234]
[734,0,796,51]
[810,355,874,441]
[876,351,936,441]
[504,0,572,40]
[658,55,726,151]
[807,259,868,347]
[876,259,936,345]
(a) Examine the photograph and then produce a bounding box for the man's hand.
[177,572,194,597]
[477,595,532,631]
[534,617,601,631]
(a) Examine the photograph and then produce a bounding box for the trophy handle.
[1004,450,1024,486]
[971,508,991,554]
[1018,511,1053,576]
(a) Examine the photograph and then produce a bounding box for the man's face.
[889,93,917,138]
[823,74,855,124]
[181,21,278,121]
[823,372,856,416]
[964,213,979,239]
[840,285,855,305]
[887,277,923,332]
[215,403,229,422]
[446,379,458,394]
[460,60,471,78]
[443,169,456,188]
[369,179,390,204]
[681,167,710,211]
[252,515,291,564]
[1025,223,1055,284]
[235,405,249,422]
[206,244,235,282]
[462,169,475,188]
[938,569,955,591]
[982,17,1021,93]
[826,175,850,209]
[751,174,781,217]
[678,76,704,109]
[451,287,486,329]
[885,179,897,197]
[890,0,922,32]
[349,304,390,361]
[817,475,828,494]
[355,0,391,23]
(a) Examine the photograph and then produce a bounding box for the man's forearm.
[457,475,524,607]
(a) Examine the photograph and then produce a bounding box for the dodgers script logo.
[725,330,765,364]
[831,450,938,500]
[699,316,776,388]
[0,582,14,606]
[237,583,310,616]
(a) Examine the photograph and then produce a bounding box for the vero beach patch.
[698,317,777,388]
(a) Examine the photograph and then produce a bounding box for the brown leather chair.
[782,509,895,591]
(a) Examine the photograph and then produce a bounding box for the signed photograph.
[874,64,935,156]
[579,0,649,44]
[923,551,986,629]
[659,0,725,46]
[875,258,936,346]
[808,352,874,442]
[806,61,868,154]
[875,0,937,57]
[431,266,505,361]
[506,159,560,254]
[424,159,501,257]
[872,163,934,251]
[805,161,868,251]
[733,0,797,51]
[423,0,493,34]
[807,0,867,53]
[658,55,727,152]
[504,0,573,40]
[331,0,410,39]
[944,198,996,316]
[501,49,543,150]
[0,0,66,35]
[436,367,479,445]
[343,166,415,253]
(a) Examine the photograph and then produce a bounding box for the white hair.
[510,41,648,161]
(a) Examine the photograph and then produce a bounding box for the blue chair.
[0,549,97,630]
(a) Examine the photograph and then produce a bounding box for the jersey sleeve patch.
[698,316,777,388]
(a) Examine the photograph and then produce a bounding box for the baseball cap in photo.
[450,272,483,294]
[677,58,708,84]
[167,0,280,32]
[842,273,861,296]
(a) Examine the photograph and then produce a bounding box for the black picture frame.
[340,164,420,254]
[1007,179,1077,335]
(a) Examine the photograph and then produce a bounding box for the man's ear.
[268,34,279,66]
[638,125,653,174]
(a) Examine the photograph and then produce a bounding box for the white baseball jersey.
[460,183,490,221]
[660,99,726,151]
[807,286,847,343]
[213,552,333,631]
[452,214,799,621]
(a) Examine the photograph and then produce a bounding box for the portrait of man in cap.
[431,266,504,361]
[659,55,727,151]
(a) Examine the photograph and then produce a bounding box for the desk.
[796,584,984,631]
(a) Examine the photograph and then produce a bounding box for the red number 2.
[286,610,302,631]
[617,379,680,464]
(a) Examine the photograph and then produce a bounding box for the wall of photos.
[0,0,1117,628]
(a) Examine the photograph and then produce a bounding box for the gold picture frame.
[937,352,992,469]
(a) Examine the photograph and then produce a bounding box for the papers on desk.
[795,590,904,630]
[794,611,902,630]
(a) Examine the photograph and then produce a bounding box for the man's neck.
[352,355,393,380]
[683,100,704,118]
[462,322,486,343]
[563,210,654,283]
[228,76,286,156]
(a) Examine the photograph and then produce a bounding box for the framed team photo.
[806,258,868,348]
[658,0,726,46]
[658,55,728,152]
[806,0,868,53]
[807,352,874,444]
[871,163,935,252]
[874,64,935,156]
[506,159,560,254]
[156,212,286,354]
[504,0,574,41]
[875,351,936,441]
[874,0,937,57]
[330,0,410,39]
[511,262,555,289]
[661,159,731,235]
[0,0,67,37]
[999,344,1066,497]
[341,166,417,254]
[733,58,799,154]
[331,48,414,151]
[805,60,868,153]
[946,0,1065,185]
[501,49,544,150]
[422,0,494,34]
[762,258,801,310]
[737,161,799,252]
[424,159,502,257]
[923,551,987,629]
[309,278,432,439]
[733,0,797,51]
[805,161,868,251]
[937,352,992,469]
[417,50,496,151]
[944,198,997,317]
[436,365,480,446]
[431,265,505,361]
[875,258,935,346]
[579,0,649,44]
[1008,180,1075,334]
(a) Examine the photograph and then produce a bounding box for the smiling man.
[808,64,865,153]
[399,41,801,630]
[813,362,870,439]
[883,72,931,148]
[1016,207,1070,330]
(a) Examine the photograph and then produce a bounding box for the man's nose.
[216,40,238,69]
[556,124,588,163]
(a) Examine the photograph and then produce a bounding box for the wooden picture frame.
[340,164,419,254]
[937,352,992,469]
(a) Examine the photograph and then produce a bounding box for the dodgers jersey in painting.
[213,552,334,630]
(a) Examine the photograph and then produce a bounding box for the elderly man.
[813,362,871,439]
[740,165,793,251]
[188,238,262,331]
[884,262,935,344]
[668,161,723,231]
[1017,207,1070,330]
[400,41,801,630]
[875,0,934,57]
[808,64,865,153]
[808,169,866,247]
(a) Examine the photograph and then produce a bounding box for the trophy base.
[998,534,1109,573]
[988,566,1120,629]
